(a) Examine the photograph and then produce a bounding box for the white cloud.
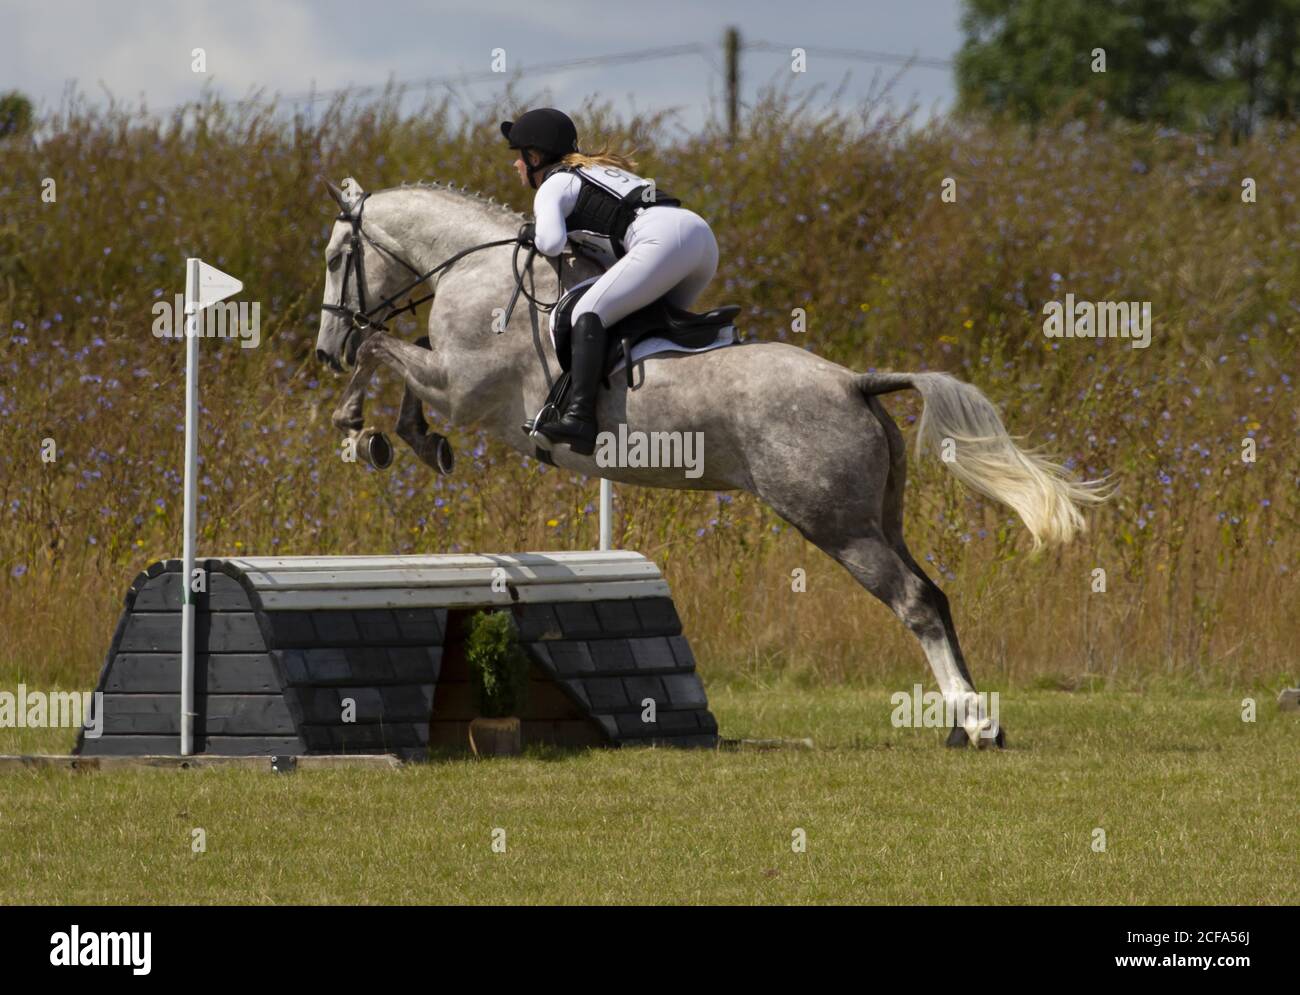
[0,0,962,127]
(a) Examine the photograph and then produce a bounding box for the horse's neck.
[387,187,604,282]
[387,191,518,275]
[380,190,598,430]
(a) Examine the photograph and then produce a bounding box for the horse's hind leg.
[822,530,1002,748]
[865,395,1004,748]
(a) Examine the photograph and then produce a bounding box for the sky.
[1,0,966,132]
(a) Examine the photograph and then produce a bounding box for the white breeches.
[570,207,719,325]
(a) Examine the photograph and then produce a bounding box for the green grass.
[1,687,1295,904]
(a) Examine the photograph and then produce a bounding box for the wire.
[160,44,709,114]
[743,40,952,71]
[153,39,949,117]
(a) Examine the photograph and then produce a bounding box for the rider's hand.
[518,221,536,248]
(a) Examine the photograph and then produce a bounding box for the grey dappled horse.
[314,176,1108,748]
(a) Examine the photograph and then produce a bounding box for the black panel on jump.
[76,552,718,758]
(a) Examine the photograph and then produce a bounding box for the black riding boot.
[539,312,604,456]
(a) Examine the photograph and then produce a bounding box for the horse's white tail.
[856,371,1110,548]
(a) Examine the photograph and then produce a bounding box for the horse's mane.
[366,178,600,286]
[375,180,527,224]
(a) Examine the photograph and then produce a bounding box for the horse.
[314,175,1109,748]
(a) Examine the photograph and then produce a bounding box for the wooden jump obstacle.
[75,551,718,758]
[74,260,716,760]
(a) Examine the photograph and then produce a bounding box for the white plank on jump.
[253,577,670,611]
[224,551,648,573]
[512,579,671,603]
[236,560,663,592]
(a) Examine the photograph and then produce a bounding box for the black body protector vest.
[554,164,681,265]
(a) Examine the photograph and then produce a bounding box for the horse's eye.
[327,254,342,272]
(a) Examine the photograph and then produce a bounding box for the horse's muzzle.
[316,348,343,374]
[316,324,359,373]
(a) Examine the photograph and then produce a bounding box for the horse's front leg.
[394,336,454,475]
[338,331,456,473]
[330,331,393,469]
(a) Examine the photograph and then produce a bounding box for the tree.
[0,91,34,139]
[956,0,1300,135]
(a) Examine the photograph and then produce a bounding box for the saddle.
[522,285,740,459]
[550,282,740,390]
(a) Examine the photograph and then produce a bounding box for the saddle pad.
[609,324,738,374]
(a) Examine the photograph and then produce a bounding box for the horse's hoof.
[356,428,393,470]
[945,725,1006,749]
[432,434,454,475]
[412,433,454,474]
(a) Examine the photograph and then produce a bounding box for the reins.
[323,192,558,337]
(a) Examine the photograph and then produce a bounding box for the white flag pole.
[179,258,243,757]
[180,258,201,756]
[599,478,613,551]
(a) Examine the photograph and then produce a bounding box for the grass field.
[1,90,1296,907]
[3,686,1295,905]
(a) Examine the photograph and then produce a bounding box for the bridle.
[321,192,557,367]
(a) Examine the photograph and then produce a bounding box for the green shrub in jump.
[464,610,530,718]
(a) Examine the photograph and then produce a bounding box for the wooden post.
[725,26,740,145]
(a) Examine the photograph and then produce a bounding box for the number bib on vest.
[559,164,674,265]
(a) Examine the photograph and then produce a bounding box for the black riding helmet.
[501,108,579,188]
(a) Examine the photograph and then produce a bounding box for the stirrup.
[524,400,557,438]
[523,371,572,437]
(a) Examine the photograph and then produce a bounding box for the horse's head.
[315,177,414,372]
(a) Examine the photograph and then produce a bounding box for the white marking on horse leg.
[919,632,968,698]
[920,634,997,747]
[822,538,1000,748]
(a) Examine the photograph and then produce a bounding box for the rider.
[502,107,719,455]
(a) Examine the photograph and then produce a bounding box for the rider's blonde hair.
[558,146,640,172]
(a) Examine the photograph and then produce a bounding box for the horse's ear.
[320,176,365,213]
[320,175,349,212]
[339,177,365,210]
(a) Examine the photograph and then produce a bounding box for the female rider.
[502,107,719,455]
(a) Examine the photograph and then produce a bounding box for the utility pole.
[725,26,740,145]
